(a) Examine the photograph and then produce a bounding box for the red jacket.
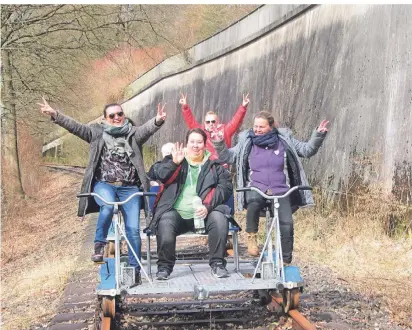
[181,104,247,161]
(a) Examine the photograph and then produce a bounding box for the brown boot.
[247,233,259,257]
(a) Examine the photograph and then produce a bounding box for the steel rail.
[270,294,316,330]
[126,297,248,308]
[131,318,250,327]
[129,307,249,316]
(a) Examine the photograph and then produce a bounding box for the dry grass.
[232,184,412,327]
[294,187,412,327]
[1,171,87,330]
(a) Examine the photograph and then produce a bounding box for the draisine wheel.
[102,296,115,318]
[99,296,115,330]
[283,288,300,313]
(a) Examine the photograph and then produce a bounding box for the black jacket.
[145,155,234,233]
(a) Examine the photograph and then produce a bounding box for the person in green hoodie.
[146,128,233,280]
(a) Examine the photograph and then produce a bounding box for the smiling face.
[105,105,125,127]
[253,117,272,135]
[186,132,206,160]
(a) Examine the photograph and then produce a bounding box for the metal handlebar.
[236,185,312,200]
[77,191,158,206]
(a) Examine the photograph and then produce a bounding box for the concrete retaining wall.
[47,4,412,202]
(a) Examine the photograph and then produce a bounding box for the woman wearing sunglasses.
[39,98,166,286]
[179,92,250,225]
[179,92,250,162]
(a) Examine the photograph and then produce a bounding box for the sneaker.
[211,263,229,278]
[91,242,105,263]
[156,268,171,280]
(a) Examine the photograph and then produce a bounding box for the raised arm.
[287,120,329,158]
[224,93,250,137]
[39,97,92,142]
[134,103,166,144]
[179,93,201,129]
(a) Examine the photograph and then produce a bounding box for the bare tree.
[0,4,180,199]
[1,4,258,199]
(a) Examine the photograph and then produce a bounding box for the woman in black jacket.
[147,128,233,280]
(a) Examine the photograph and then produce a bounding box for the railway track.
[112,289,316,330]
[43,163,86,176]
[44,164,316,330]
[47,241,316,330]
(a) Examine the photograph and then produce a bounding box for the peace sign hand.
[317,119,330,133]
[38,96,57,118]
[156,103,167,123]
[210,127,224,143]
[242,93,250,107]
[172,142,185,165]
[179,92,187,106]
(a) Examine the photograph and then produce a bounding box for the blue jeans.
[93,181,142,270]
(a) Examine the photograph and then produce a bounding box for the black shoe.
[91,242,105,263]
[211,262,229,278]
[156,268,171,280]
[130,269,142,287]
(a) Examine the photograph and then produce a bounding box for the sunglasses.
[205,120,216,124]
[108,111,124,119]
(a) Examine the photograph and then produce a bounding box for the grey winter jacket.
[53,111,163,217]
[213,128,327,213]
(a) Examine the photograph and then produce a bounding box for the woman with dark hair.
[39,98,166,286]
[212,111,329,264]
[146,128,233,280]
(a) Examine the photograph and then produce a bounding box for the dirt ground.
[1,171,411,329]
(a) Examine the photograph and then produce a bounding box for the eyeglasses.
[205,120,216,124]
[108,111,124,119]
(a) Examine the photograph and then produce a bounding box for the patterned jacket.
[52,111,163,216]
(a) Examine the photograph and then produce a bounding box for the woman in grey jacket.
[212,111,329,264]
[39,97,166,285]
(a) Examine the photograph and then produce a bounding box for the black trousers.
[156,209,229,272]
[245,191,294,263]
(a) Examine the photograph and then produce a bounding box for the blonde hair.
[205,111,219,120]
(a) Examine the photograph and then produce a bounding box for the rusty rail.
[270,293,316,330]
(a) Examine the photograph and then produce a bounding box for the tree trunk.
[1,50,25,199]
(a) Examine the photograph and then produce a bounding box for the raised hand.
[242,93,250,107]
[156,103,167,123]
[38,96,57,118]
[210,126,224,142]
[317,119,330,133]
[179,92,187,106]
[171,142,185,165]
